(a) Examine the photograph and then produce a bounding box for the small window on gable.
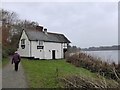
[21,39,25,45]
[21,39,25,49]
[39,41,43,46]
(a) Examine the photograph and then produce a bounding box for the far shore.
[82,49,119,51]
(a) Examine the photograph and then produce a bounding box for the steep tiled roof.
[24,29,71,43]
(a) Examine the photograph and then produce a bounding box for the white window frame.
[21,39,25,45]
[39,41,43,46]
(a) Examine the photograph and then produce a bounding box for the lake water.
[82,50,119,64]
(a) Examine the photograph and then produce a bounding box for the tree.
[1,9,40,57]
[1,9,18,46]
[19,20,39,29]
[1,9,18,25]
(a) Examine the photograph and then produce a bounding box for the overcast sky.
[2,2,118,48]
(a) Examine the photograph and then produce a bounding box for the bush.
[2,46,9,58]
[7,47,16,55]
[2,50,8,58]
[60,75,119,88]
[2,45,16,58]
[65,51,120,81]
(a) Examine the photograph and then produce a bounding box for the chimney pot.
[44,28,47,34]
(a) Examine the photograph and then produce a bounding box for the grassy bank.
[66,52,120,81]
[22,59,118,88]
[2,58,10,67]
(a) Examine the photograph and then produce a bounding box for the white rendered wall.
[31,41,44,59]
[44,42,63,59]
[31,41,63,59]
[17,30,30,57]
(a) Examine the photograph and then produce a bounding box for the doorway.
[52,50,55,59]
[63,49,67,58]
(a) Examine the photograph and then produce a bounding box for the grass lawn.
[22,59,118,88]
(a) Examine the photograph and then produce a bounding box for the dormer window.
[21,39,25,49]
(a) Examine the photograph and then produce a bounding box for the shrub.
[59,75,119,88]
[65,51,120,81]
[2,49,8,58]
[2,45,16,58]
[2,46,9,58]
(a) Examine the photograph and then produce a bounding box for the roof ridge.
[47,32,63,35]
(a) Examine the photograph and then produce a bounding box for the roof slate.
[24,29,71,43]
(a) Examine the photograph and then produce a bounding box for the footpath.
[2,58,28,88]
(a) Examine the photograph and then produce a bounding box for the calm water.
[83,50,119,64]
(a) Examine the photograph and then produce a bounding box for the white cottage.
[17,26,71,59]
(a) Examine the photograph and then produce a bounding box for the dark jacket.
[12,53,21,64]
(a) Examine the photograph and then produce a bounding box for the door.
[63,49,67,58]
[52,50,55,59]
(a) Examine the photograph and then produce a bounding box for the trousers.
[14,62,19,71]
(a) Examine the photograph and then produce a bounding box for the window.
[37,41,44,49]
[21,39,25,49]
[63,43,68,49]
[39,41,43,46]
[21,39,25,45]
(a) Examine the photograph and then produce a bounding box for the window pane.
[21,39,25,45]
[39,41,43,46]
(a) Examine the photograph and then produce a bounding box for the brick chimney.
[36,26,43,32]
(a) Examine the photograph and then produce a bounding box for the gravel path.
[2,58,28,88]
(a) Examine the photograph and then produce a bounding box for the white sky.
[1,1,118,48]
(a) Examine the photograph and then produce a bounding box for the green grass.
[2,58,10,67]
[22,59,118,88]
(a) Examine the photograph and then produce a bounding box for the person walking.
[12,51,21,71]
